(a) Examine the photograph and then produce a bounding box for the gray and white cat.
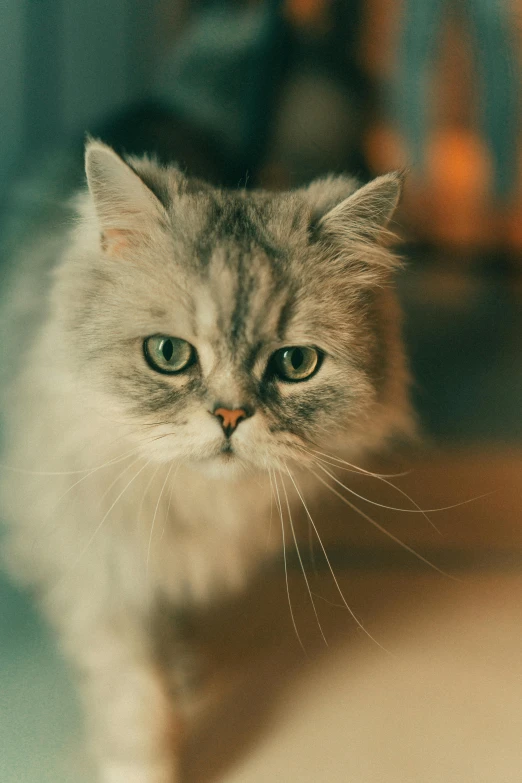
[0,141,412,782]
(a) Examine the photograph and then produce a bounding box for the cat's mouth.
[219,441,234,457]
[197,441,236,466]
[190,440,244,477]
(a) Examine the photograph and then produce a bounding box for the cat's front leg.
[48,594,180,783]
[83,647,180,783]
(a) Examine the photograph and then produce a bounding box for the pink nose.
[213,407,248,436]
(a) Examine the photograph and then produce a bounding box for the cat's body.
[0,142,412,783]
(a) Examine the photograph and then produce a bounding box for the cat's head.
[57,141,412,476]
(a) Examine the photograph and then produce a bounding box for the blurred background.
[2,1,522,782]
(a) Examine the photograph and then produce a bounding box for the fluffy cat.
[0,141,412,783]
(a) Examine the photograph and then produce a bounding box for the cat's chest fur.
[131,464,276,604]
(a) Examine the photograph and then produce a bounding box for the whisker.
[279,469,328,646]
[266,469,275,551]
[312,455,491,516]
[308,515,318,577]
[27,429,175,552]
[160,462,181,541]
[309,468,459,581]
[312,459,440,533]
[0,443,144,477]
[52,460,150,591]
[305,448,411,479]
[311,591,348,609]
[271,469,306,654]
[31,455,143,558]
[137,463,163,535]
[96,456,143,506]
[147,433,176,444]
[0,424,178,478]
[285,464,390,652]
[147,461,174,571]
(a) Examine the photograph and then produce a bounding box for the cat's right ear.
[85,140,168,258]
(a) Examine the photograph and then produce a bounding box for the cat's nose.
[212,406,251,437]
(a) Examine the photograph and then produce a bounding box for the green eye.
[144,336,195,374]
[273,346,320,382]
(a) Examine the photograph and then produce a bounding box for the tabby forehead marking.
[193,245,285,353]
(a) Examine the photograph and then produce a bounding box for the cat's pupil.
[291,348,304,369]
[162,339,174,362]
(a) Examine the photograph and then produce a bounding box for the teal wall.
[0,0,159,195]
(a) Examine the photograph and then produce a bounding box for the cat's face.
[58,142,411,476]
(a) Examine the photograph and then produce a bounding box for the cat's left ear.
[85,140,168,258]
[304,172,403,284]
[309,171,403,244]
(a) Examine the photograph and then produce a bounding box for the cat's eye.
[272,346,320,382]
[143,335,195,374]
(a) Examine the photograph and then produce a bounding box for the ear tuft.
[85,140,168,258]
[318,172,403,242]
[304,175,360,222]
[302,172,404,285]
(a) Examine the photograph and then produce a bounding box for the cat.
[0,140,412,783]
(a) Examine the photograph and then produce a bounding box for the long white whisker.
[279,469,328,646]
[266,469,275,551]
[97,456,143,505]
[29,455,143,560]
[137,463,163,535]
[271,469,306,654]
[310,468,459,581]
[29,428,173,549]
[312,460,440,532]
[147,461,174,571]
[285,464,390,652]
[53,461,150,591]
[308,448,491,510]
[160,461,181,541]
[310,451,489,516]
[0,443,144,477]
[310,591,349,609]
[305,448,411,479]
[316,459,495,516]
[309,515,318,576]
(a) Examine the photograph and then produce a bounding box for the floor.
[2,258,522,781]
[181,447,522,783]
